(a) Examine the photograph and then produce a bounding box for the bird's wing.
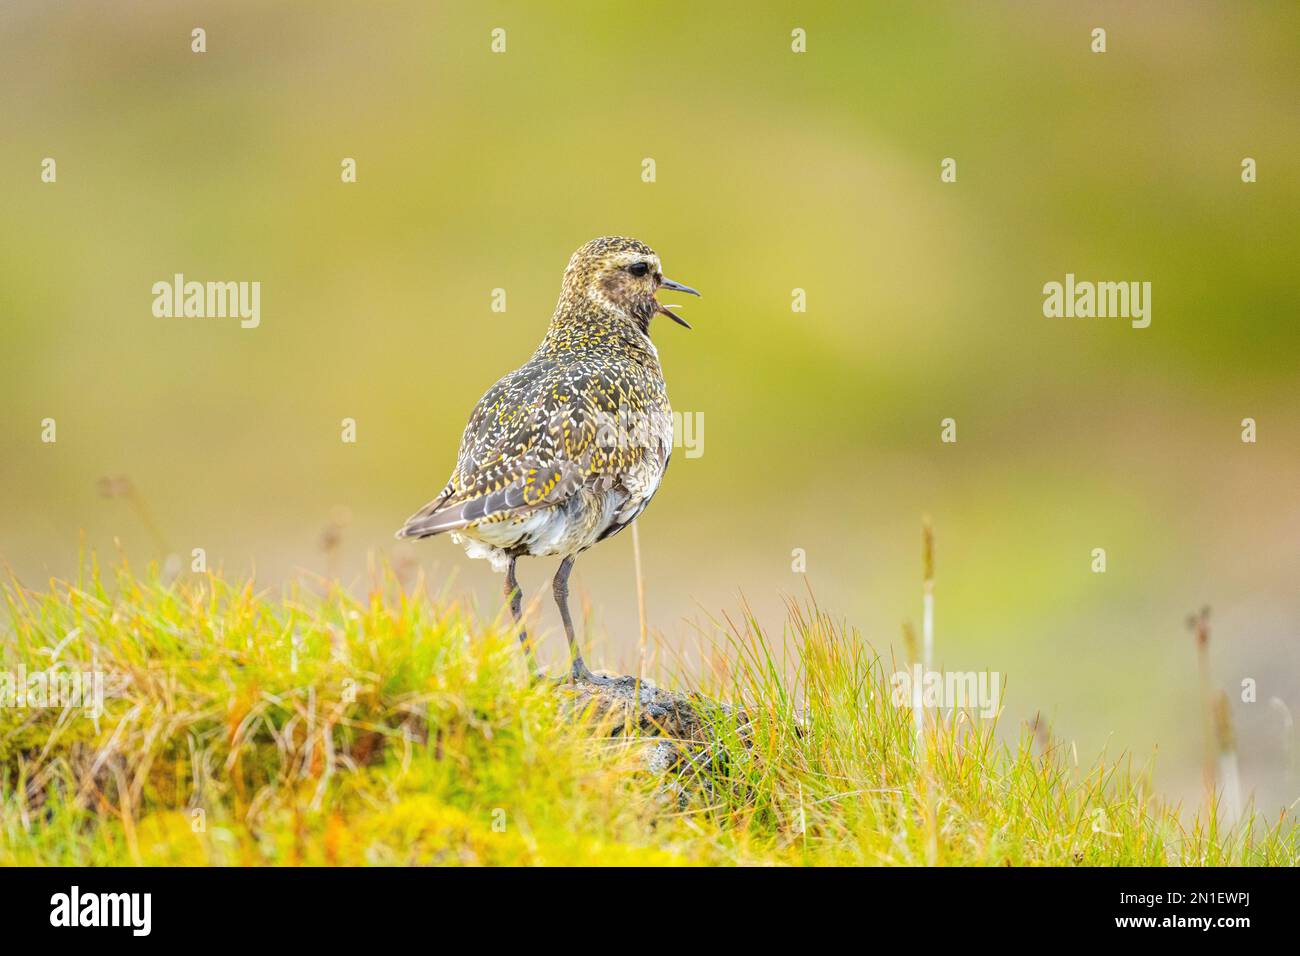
[397,360,646,539]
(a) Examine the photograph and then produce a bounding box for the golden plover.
[397,236,700,680]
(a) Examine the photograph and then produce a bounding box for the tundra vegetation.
[1,560,1294,866]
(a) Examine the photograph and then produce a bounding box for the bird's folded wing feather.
[397,365,643,538]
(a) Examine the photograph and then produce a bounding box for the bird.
[396,236,700,682]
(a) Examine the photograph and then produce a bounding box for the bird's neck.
[538,297,658,361]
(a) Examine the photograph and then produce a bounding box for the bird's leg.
[553,555,595,682]
[505,558,541,679]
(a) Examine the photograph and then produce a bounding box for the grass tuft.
[1,562,1294,866]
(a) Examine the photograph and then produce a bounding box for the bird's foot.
[569,659,610,685]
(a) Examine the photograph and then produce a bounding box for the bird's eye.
[627,262,650,277]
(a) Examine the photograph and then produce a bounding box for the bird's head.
[560,236,700,331]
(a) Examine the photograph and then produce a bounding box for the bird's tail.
[394,496,472,540]
[398,477,544,540]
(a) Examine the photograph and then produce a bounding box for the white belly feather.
[451,485,637,572]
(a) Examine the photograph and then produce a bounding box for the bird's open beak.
[655,276,701,329]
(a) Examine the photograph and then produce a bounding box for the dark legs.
[505,554,596,683]
[504,557,540,678]
[552,555,594,681]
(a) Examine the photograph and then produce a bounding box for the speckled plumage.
[396,237,700,679]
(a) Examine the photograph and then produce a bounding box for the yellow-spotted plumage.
[397,237,700,680]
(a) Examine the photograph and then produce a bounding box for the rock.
[556,672,748,798]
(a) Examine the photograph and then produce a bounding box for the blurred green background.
[3,2,1298,809]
